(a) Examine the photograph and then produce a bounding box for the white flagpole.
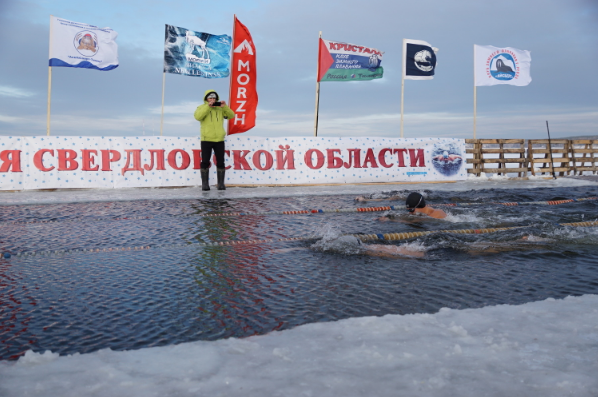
[160,72,165,136]
[47,15,54,136]
[473,44,477,139]
[313,31,322,137]
[400,39,405,138]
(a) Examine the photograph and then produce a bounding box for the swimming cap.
[406,192,425,212]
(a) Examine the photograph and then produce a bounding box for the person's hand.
[219,101,227,107]
[207,98,216,107]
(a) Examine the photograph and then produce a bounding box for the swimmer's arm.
[377,216,407,223]
[363,244,425,258]
[417,206,447,219]
[428,208,447,219]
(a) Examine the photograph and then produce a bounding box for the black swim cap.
[406,192,425,212]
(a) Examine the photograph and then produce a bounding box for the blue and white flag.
[164,25,231,78]
[49,16,118,71]
[403,39,438,80]
[474,45,531,86]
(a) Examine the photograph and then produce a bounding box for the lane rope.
[3,221,597,259]
[1,197,596,227]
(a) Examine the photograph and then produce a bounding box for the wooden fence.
[466,139,598,176]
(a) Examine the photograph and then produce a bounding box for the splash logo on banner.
[164,25,231,78]
[431,144,464,176]
[475,45,531,86]
[317,39,384,82]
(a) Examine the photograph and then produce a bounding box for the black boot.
[200,168,210,191]
[217,168,226,190]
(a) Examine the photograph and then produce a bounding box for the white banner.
[49,16,119,71]
[0,136,466,190]
[474,45,531,86]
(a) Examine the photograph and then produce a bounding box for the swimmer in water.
[272,235,425,258]
[376,192,447,221]
[405,192,447,219]
[273,234,550,259]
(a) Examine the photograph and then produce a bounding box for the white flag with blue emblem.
[49,16,119,71]
[403,39,438,80]
[474,45,531,86]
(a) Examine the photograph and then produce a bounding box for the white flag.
[474,45,531,86]
[49,16,118,71]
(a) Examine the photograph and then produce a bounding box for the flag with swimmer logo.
[403,39,438,80]
[49,16,119,71]
[317,39,384,82]
[164,25,231,78]
[474,45,531,86]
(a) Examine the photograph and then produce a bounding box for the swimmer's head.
[311,235,364,254]
[406,192,425,213]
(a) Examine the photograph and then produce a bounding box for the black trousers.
[200,140,226,169]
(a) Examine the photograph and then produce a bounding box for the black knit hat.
[406,192,425,212]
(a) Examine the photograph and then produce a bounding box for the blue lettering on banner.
[406,172,428,176]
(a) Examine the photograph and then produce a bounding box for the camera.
[211,101,222,107]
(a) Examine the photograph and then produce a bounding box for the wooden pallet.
[527,139,571,176]
[466,139,527,177]
[569,139,598,175]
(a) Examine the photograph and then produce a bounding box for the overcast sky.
[1,0,596,139]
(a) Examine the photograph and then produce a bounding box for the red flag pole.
[227,14,237,135]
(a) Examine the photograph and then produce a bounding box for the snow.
[1,177,597,396]
[1,295,597,396]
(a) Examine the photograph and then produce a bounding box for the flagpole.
[473,45,477,139]
[400,39,405,138]
[314,31,322,137]
[47,15,54,136]
[160,72,165,136]
[227,14,237,136]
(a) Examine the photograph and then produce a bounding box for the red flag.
[317,38,334,82]
[228,17,257,135]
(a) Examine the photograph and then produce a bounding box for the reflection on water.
[1,186,597,360]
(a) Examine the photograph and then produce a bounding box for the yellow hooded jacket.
[193,89,235,142]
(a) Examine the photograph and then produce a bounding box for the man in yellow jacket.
[194,89,235,190]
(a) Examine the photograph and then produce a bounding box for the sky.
[0,0,597,139]
[1,294,597,396]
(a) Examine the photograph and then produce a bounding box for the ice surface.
[0,295,597,397]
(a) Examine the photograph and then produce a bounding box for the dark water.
[1,186,597,360]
